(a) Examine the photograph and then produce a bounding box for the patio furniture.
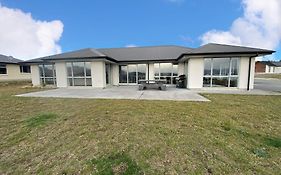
[176,75,187,88]
[138,80,166,90]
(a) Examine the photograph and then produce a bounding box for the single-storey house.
[0,54,31,81]
[25,43,274,90]
[255,61,281,73]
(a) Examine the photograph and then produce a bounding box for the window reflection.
[39,64,56,85]
[128,65,137,83]
[212,58,230,76]
[119,64,146,84]
[67,62,92,86]
[203,58,239,87]
[154,63,178,84]
[204,58,212,76]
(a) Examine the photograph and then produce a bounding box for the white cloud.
[200,0,281,53]
[0,4,63,60]
[125,44,137,48]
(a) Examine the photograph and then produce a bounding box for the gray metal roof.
[184,43,275,55]
[23,43,275,63]
[0,54,22,64]
[43,48,106,59]
[270,61,281,67]
[24,48,108,63]
[97,45,193,62]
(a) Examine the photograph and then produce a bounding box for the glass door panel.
[119,66,127,83]
[128,65,137,83]
[137,64,146,82]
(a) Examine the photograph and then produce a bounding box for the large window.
[119,64,147,84]
[20,65,31,73]
[154,63,178,84]
[39,64,56,85]
[67,62,92,86]
[203,58,239,87]
[0,64,7,74]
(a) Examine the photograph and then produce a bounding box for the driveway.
[254,78,281,93]
[17,86,209,101]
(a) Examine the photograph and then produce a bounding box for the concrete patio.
[16,86,210,101]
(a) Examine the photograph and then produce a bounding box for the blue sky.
[0,0,280,60]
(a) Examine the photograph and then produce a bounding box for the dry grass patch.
[255,73,281,79]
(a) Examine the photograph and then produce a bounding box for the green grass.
[25,113,57,128]
[0,83,281,174]
[255,73,281,79]
[88,153,143,175]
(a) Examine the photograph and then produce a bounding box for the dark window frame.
[0,64,7,75]
[20,65,31,73]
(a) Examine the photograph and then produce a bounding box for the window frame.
[0,64,7,75]
[118,64,147,84]
[203,58,239,88]
[66,62,92,86]
[20,65,31,73]
[39,64,56,85]
[154,63,178,84]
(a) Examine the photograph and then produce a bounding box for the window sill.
[0,74,8,76]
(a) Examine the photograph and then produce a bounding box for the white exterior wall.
[265,65,269,73]
[178,62,185,75]
[91,61,106,88]
[238,57,255,89]
[148,63,155,80]
[270,66,275,73]
[187,58,204,89]
[0,64,31,81]
[274,67,281,73]
[112,64,119,85]
[55,62,67,87]
[31,65,40,86]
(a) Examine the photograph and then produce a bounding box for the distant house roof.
[257,61,276,66]
[0,54,22,64]
[24,43,275,63]
[256,61,281,67]
[273,62,281,67]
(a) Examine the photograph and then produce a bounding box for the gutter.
[247,54,258,91]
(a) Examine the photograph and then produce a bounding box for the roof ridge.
[89,48,106,56]
[97,45,192,50]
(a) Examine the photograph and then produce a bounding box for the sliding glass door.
[154,63,178,84]
[119,64,147,84]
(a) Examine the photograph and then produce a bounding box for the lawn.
[255,73,281,80]
[0,82,281,174]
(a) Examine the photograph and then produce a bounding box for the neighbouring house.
[0,54,31,82]
[25,43,274,90]
[255,61,281,73]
